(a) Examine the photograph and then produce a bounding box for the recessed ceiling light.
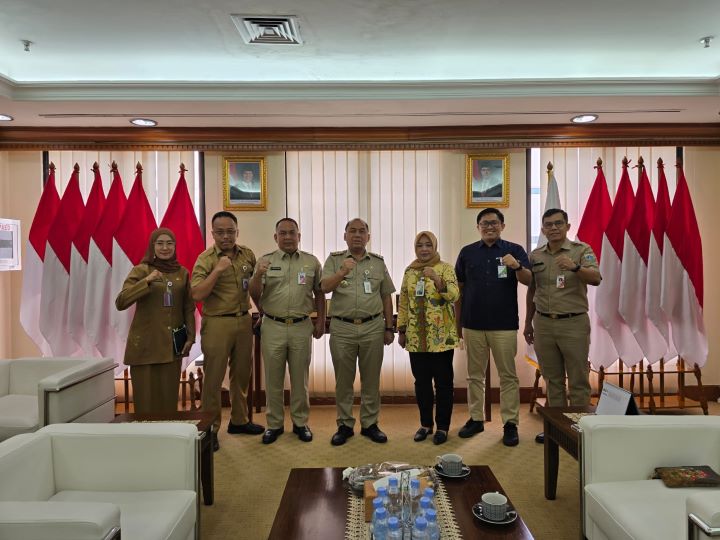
[130,118,157,127]
[0,114,13,121]
[571,114,598,124]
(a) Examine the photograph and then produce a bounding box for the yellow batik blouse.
[396,262,460,353]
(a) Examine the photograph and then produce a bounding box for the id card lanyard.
[163,279,174,307]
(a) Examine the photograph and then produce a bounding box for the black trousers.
[409,349,454,431]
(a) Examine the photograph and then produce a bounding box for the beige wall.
[1,147,717,391]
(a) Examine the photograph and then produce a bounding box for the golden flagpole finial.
[92,161,100,172]
[135,162,143,173]
[48,162,56,172]
[110,161,118,172]
[657,157,664,167]
[179,163,187,173]
[73,162,80,172]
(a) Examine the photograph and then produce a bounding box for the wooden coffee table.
[537,405,595,500]
[111,410,215,505]
[268,466,533,539]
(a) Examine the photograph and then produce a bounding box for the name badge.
[556,274,565,289]
[415,278,425,297]
[242,278,249,291]
[496,257,507,279]
[163,281,173,307]
[298,271,306,285]
[364,280,372,294]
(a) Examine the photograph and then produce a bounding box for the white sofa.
[0,356,116,441]
[0,423,199,540]
[580,415,720,540]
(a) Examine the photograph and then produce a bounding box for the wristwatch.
[571,264,581,272]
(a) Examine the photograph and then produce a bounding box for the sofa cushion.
[0,501,120,540]
[586,479,720,540]
[9,359,82,395]
[51,490,196,540]
[0,394,39,440]
[0,433,55,501]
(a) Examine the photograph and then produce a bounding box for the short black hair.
[345,218,369,231]
[542,208,568,223]
[476,208,504,224]
[275,217,299,230]
[211,211,237,226]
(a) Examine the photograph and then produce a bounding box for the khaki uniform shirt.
[259,249,322,318]
[191,244,256,316]
[322,250,396,318]
[529,239,599,315]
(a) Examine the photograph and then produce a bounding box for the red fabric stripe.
[652,162,672,254]
[72,168,106,262]
[92,170,126,264]
[604,163,636,260]
[114,171,157,265]
[46,169,85,273]
[576,165,612,261]
[625,167,655,264]
[28,169,61,259]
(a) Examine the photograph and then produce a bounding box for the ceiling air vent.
[231,15,303,45]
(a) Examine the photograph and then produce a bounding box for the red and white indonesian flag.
[110,165,157,343]
[595,161,644,365]
[68,164,105,355]
[661,165,707,366]
[576,162,618,369]
[619,164,667,363]
[160,166,206,368]
[39,164,85,356]
[19,165,60,355]
[85,164,127,365]
[646,160,675,358]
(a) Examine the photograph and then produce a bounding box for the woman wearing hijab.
[397,231,460,445]
[116,228,195,414]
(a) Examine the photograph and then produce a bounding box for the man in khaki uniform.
[321,218,396,446]
[249,218,326,444]
[524,208,601,442]
[192,211,264,451]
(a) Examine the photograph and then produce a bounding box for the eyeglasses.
[542,220,567,229]
[154,241,175,247]
[212,229,237,237]
[478,220,501,228]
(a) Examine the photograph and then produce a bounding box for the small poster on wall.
[0,218,21,271]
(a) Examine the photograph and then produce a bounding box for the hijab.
[141,227,181,274]
[407,230,442,270]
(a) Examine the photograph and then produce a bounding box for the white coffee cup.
[436,453,463,476]
[480,491,508,521]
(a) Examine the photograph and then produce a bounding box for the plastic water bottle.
[373,507,389,540]
[387,477,401,518]
[418,496,432,517]
[412,516,429,539]
[425,508,440,540]
[423,487,436,512]
[408,478,422,519]
[370,497,385,536]
[377,486,390,509]
[387,516,403,539]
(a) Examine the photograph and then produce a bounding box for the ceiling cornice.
[1,75,718,102]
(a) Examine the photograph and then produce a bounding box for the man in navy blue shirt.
[454,208,531,446]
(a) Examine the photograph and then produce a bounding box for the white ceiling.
[1,0,719,127]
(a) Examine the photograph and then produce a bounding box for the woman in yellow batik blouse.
[397,231,459,445]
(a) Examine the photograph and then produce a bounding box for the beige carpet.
[201,403,586,539]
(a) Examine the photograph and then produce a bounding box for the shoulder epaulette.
[330,250,345,256]
[261,251,276,259]
[368,251,384,260]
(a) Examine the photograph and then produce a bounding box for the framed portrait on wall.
[223,156,267,211]
[465,153,509,208]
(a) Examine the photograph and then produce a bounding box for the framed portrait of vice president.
[465,153,509,208]
[223,156,267,211]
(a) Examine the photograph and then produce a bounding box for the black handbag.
[172,324,188,356]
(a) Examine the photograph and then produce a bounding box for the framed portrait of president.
[223,156,267,211]
[465,153,509,208]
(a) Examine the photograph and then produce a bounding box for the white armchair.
[0,422,199,540]
[0,357,116,441]
[580,415,720,540]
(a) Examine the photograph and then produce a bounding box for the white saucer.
[434,464,471,479]
[472,503,518,525]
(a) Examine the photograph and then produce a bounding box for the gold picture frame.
[465,153,509,208]
[223,156,267,211]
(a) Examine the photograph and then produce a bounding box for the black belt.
[217,311,249,317]
[538,312,583,319]
[264,314,309,325]
[332,313,382,325]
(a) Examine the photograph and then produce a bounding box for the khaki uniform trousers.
[200,314,254,431]
[130,359,182,414]
[463,328,520,425]
[533,312,591,406]
[261,317,313,429]
[329,316,384,429]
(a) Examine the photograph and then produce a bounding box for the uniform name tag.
[364,280,372,294]
[556,274,565,289]
[415,278,425,297]
[298,271,306,285]
[163,280,173,307]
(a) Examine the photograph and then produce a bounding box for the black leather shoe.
[262,427,284,444]
[293,424,313,442]
[227,421,265,435]
[212,433,220,452]
[535,432,545,444]
[458,418,484,438]
[433,430,448,445]
[413,427,433,442]
[360,424,388,443]
[331,425,354,446]
[503,422,519,447]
